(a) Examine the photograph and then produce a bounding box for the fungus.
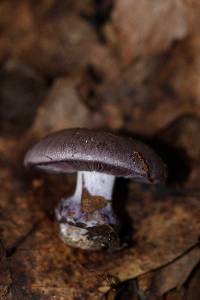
[24,128,166,250]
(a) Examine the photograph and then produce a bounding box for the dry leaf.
[8,219,111,300]
[0,1,97,76]
[186,264,200,300]
[0,242,11,300]
[138,246,200,296]
[107,0,187,62]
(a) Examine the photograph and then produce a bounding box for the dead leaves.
[107,0,188,62]
[0,243,11,300]
[0,0,200,299]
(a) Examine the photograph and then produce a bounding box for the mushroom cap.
[24,128,167,183]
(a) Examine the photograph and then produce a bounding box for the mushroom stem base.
[55,171,120,250]
[59,222,120,250]
[56,198,120,250]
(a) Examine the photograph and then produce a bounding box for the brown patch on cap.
[132,151,149,176]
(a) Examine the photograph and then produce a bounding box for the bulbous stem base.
[55,171,120,250]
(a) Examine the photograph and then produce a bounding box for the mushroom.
[24,128,166,250]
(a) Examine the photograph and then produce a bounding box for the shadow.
[110,128,191,248]
[148,138,190,185]
[117,129,191,186]
[81,0,113,31]
[113,279,138,300]
[113,178,135,248]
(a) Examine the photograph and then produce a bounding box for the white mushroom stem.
[56,171,120,249]
[56,171,118,226]
[70,171,115,203]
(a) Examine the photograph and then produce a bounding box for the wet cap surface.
[24,128,167,183]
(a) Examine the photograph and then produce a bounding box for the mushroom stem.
[72,171,115,203]
[55,171,120,250]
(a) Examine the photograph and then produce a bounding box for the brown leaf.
[0,242,12,300]
[0,1,97,76]
[138,246,200,296]
[9,218,111,300]
[165,289,186,300]
[29,76,105,139]
[0,157,45,251]
[82,51,194,134]
[107,0,187,62]
[30,77,90,138]
[186,264,200,300]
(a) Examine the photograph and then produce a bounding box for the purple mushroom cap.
[24,128,167,184]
